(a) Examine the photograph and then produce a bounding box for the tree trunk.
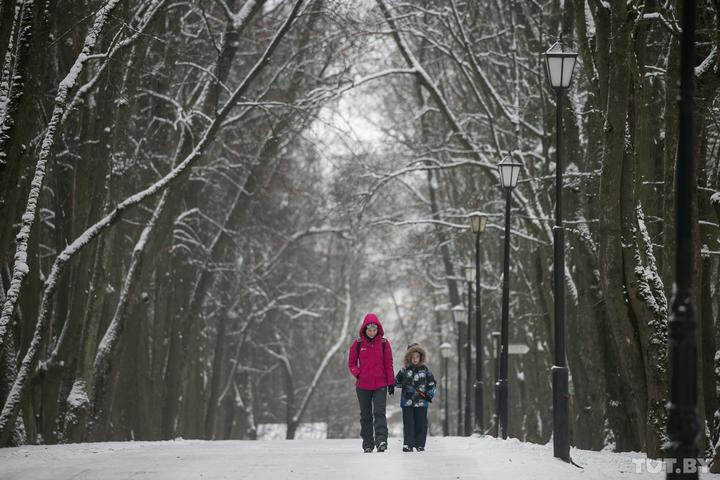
[596,0,645,452]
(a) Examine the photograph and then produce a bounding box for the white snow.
[257,422,327,440]
[711,192,720,206]
[1,437,717,479]
[695,46,717,78]
[66,380,89,408]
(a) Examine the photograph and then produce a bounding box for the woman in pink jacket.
[348,313,395,453]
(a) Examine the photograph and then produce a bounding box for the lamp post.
[469,214,487,434]
[491,331,501,437]
[464,265,476,436]
[666,1,699,478]
[543,35,577,463]
[452,304,466,436]
[496,153,521,440]
[439,342,453,437]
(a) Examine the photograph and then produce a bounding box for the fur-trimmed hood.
[403,344,427,367]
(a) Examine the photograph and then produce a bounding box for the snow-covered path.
[1,436,718,479]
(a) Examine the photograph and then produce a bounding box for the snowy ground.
[2,436,719,479]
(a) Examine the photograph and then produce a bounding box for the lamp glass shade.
[470,214,487,234]
[561,55,577,87]
[497,155,522,188]
[464,265,476,283]
[452,304,466,324]
[439,342,453,359]
[544,40,578,89]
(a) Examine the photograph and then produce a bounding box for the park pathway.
[1,436,717,479]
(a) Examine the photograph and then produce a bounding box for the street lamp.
[464,264,476,283]
[452,304,466,436]
[463,265,476,436]
[496,153,521,440]
[469,213,488,236]
[439,342,453,437]
[544,35,577,463]
[544,37,577,90]
[666,2,699,479]
[469,213,487,434]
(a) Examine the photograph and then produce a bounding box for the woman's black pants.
[356,387,388,449]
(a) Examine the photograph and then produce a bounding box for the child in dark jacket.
[394,343,436,452]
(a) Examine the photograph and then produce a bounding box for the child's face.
[411,352,421,365]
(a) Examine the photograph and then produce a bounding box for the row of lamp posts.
[439,23,700,476]
[438,153,520,440]
[436,38,577,460]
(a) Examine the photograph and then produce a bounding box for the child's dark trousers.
[402,406,428,448]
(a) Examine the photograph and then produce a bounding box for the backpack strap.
[356,337,388,362]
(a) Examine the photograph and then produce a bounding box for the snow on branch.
[62,0,166,123]
[255,226,352,276]
[0,0,307,443]
[447,0,543,139]
[177,61,233,95]
[359,157,495,212]
[374,0,549,243]
[368,217,548,245]
[695,46,718,79]
[638,8,681,37]
[91,191,168,416]
[633,203,668,323]
[711,191,720,207]
[375,0,486,160]
[0,0,123,361]
[216,0,261,30]
[303,68,417,105]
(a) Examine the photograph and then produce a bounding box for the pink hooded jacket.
[348,313,395,391]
